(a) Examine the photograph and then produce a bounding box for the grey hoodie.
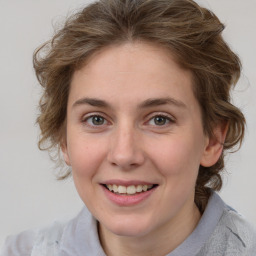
[1,192,256,256]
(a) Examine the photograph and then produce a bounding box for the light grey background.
[0,0,255,246]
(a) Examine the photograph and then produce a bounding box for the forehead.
[69,42,196,107]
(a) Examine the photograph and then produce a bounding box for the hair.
[33,0,245,213]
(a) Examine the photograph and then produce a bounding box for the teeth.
[127,185,136,195]
[105,184,154,194]
[118,185,126,194]
[136,185,143,193]
[113,184,118,193]
[142,185,147,192]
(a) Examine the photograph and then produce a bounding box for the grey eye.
[153,116,168,125]
[87,115,106,126]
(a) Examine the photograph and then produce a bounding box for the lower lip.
[102,185,157,206]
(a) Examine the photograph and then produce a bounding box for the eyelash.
[146,114,175,127]
[82,113,109,127]
[81,113,175,128]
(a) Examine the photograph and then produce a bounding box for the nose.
[107,125,145,170]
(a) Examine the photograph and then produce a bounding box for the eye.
[83,115,107,126]
[148,114,174,126]
[152,116,168,126]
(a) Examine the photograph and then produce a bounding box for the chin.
[102,216,153,238]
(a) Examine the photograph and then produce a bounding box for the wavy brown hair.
[33,0,245,212]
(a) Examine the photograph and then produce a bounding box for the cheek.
[149,136,204,210]
[150,135,203,178]
[67,136,108,207]
[67,135,107,179]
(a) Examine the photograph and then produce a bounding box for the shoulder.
[1,207,103,256]
[0,207,95,256]
[201,200,256,256]
[1,220,67,256]
[1,229,37,256]
[220,207,256,254]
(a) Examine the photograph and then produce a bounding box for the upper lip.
[101,179,157,186]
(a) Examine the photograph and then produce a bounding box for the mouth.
[102,184,158,196]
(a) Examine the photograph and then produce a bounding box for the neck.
[98,202,201,256]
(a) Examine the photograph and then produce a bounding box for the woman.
[2,0,256,255]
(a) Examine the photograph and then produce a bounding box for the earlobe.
[200,122,229,167]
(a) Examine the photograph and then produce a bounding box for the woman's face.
[62,42,213,238]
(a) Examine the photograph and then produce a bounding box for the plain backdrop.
[0,0,256,246]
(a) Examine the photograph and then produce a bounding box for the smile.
[101,182,158,206]
[105,184,155,195]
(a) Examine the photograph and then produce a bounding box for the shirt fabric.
[1,192,256,256]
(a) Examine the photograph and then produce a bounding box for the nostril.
[107,149,145,169]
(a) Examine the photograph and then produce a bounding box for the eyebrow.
[72,98,110,108]
[72,97,187,109]
[138,97,187,109]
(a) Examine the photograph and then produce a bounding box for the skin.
[62,42,225,256]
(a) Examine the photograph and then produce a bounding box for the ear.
[200,122,229,167]
[61,140,71,166]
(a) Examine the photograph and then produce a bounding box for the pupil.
[92,116,104,125]
[154,116,166,125]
